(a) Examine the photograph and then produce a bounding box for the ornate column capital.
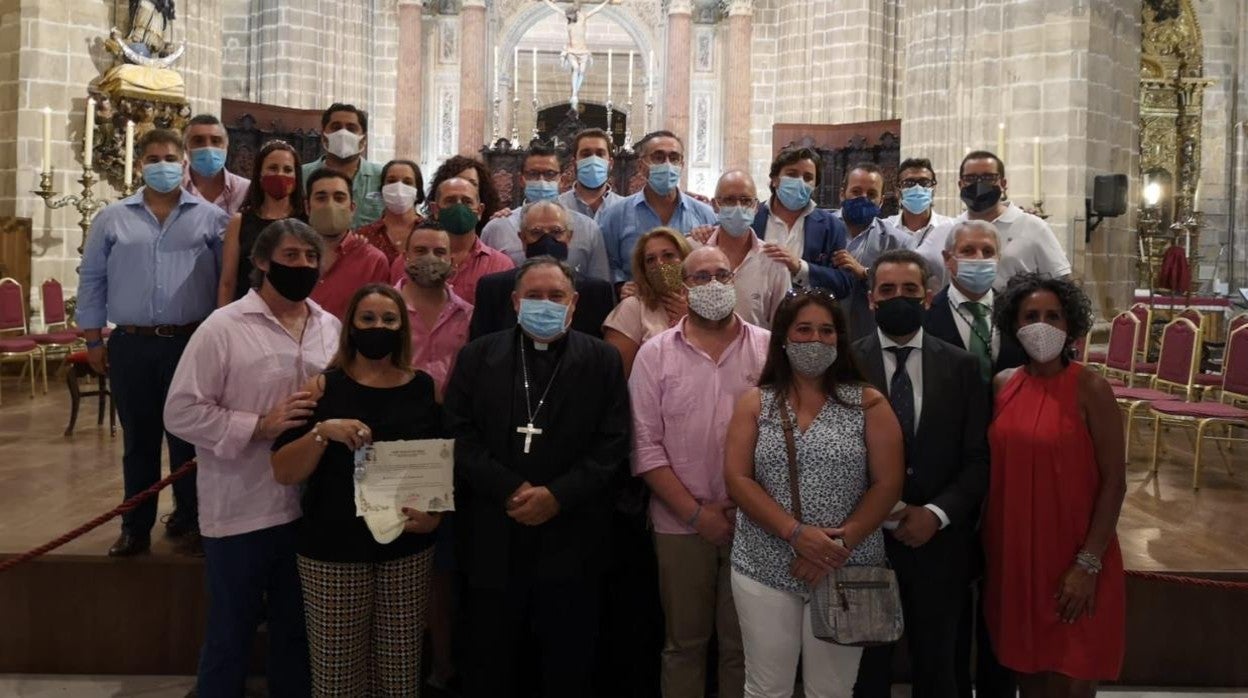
[665,0,694,17]
[723,0,752,17]
[462,0,486,9]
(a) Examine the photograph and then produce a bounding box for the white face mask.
[381,181,419,215]
[325,129,363,160]
[686,280,737,322]
[1016,322,1068,363]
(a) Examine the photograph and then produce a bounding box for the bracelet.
[1075,550,1102,575]
[685,504,703,527]
[312,423,326,445]
[788,522,805,546]
[85,339,104,349]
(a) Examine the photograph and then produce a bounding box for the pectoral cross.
[516,422,543,454]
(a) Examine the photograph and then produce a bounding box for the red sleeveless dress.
[984,362,1125,680]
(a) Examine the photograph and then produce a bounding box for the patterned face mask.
[646,262,685,295]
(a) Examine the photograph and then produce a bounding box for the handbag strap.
[776,391,803,522]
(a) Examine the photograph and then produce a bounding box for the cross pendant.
[516,422,543,454]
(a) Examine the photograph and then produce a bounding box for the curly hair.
[993,272,1093,359]
[426,155,502,233]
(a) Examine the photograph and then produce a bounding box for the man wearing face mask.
[77,128,231,557]
[850,249,989,698]
[600,130,717,283]
[705,170,791,329]
[482,143,610,281]
[884,158,954,291]
[832,162,914,342]
[306,169,390,320]
[751,147,857,302]
[629,246,766,698]
[302,103,384,227]
[560,128,624,222]
[419,175,515,305]
[181,114,250,215]
[471,201,616,340]
[444,256,630,698]
[934,151,1070,290]
[396,221,473,398]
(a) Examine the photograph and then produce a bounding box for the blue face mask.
[954,258,998,295]
[188,147,226,178]
[525,179,560,203]
[647,163,681,196]
[717,205,757,237]
[900,185,934,215]
[517,298,570,341]
[142,161,184,194]
[776,176,814,211]
[841,196,881,226]
[576,156,609,189]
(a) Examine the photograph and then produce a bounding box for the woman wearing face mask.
[217,140,306,306]
[359,159,427,265]
[983,274,1125,698]
[271,283,445,696]
[724,291,903,697]
[602,227,692,377]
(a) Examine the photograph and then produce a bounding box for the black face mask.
[351,327,402,360]
[960,181,1003,213]
[874,296,926,338]
[525,235,569,261]
[266,260,319,302]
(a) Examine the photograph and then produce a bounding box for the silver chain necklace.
[516,337,563,454]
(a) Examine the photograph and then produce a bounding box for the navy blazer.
[924,286,1028,377]
[752,204,857,300]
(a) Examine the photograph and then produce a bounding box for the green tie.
[963,301,992,381]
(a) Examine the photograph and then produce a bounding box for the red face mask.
[261,174,296,200]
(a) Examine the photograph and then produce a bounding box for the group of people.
[74,102,1127,698]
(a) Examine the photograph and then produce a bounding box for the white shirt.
[480,206,611,281]
[877,327,950,529]
[939,203,1071,290]
[764,200,817,287]
[887,210,955,292]
[946,283,1001,360]
[705,228,792,329]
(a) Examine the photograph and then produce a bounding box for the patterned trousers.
[297,548,435,696]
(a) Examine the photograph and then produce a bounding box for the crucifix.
[516,422,543,454]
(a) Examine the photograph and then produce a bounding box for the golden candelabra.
[32,166,133,255]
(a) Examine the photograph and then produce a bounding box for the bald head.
[683,245,731,276]
[714,169,758,208]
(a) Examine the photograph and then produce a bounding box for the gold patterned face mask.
[646,261,685,295]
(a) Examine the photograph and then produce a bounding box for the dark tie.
[886,346,916,441]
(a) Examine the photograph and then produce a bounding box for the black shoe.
[162,511,197,538]
[108,531,151,557]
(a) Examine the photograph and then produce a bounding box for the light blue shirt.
[835,210,915,340]
[479,205,612,282]
[599,189,717,283]
[77,188,229,329]
[302,157,385,228]
[558,187,625,225]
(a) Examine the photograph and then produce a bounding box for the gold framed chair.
[0,277,45,404]
[1111,317,1201,459]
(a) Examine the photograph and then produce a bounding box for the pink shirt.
[628,316,771,534]
[602,296,674,345]
[163,290,341,538]
[181,167,251,216]
[397,278,474,394]
[389,236,514,306]
[312,232,391,320]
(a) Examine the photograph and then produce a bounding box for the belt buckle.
[154,324,175,338]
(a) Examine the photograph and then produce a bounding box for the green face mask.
[438,203,479,236]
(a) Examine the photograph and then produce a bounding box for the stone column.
[722,0,753,169]
[457,0,487,155]
[663,0,693,143]
[395,0,424,160]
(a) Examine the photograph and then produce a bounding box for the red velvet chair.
[0,277,44,403]
[1099,312,1139,388]
[1111,317,1201,459]
[29,278,83,370]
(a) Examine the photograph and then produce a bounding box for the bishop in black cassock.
[444,257,631,698]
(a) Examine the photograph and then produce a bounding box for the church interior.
[0,0,1247,695]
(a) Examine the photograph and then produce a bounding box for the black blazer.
[444,329,631,588]
[923,285,1028,376]
[469,268,617,341]
[850,331,990,529]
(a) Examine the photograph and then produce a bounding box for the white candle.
[531,48,537,100]
[1193,179,1201,210]
[123,120,134,188]
[996,122,1005,157]
[1033,137,1042,200]
[607,49,613,101]
[648,50,654,96]
[493,46,499,95]
[41,107,51,174]
[513,47,519,93]
[628,51,634,101]
[1138,236,1145,260]
[84,97,95,169]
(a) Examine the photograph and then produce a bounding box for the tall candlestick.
[628,51,634,101]
[493,46,499,95]
[41,107,52,174]
[607,49,613,101]
[531,48,537,101]
[84,97,95,169]
[996,122,1005,157]
[513,47,519,92]
[124,120,134,188]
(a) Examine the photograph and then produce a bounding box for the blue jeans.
[107,331,197,534]
[197,522,310,698]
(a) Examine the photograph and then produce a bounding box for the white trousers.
[731,570,863,698]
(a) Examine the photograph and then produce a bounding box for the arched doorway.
[536,102,629,149]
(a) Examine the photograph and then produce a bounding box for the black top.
[235,211,305,301]
[274,367,444,563]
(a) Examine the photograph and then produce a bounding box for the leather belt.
[116,322,201,337]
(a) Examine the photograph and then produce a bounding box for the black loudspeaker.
[1092,174,1129,216]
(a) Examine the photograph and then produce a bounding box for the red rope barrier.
[0,459,197,574]
[1125,568,1248,591]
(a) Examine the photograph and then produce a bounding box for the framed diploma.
[354,439,456,520]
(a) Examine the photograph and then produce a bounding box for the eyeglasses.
[526,226,568,238]
[646,150,684,166]
[524,170,561,182]
[715,196,758,208]
[960,174,1001,185]
[784,287,838,301]
[900,178,936,189]
[684,270,735,286]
